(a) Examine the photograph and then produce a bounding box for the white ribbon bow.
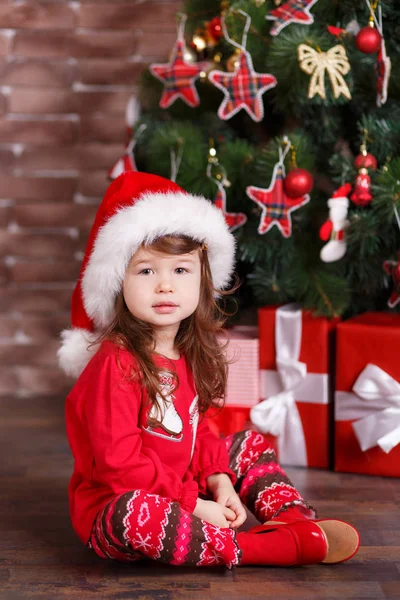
[335,364,400,454]
[250,304,309,466]
[298,44,351,100]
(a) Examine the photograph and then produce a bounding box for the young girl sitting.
[59,171,360,569]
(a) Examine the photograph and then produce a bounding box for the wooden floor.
[1,395,400,600]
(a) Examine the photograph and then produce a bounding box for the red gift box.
[253,304,337,469]
[207,405,254,439]
[335,312,400,477]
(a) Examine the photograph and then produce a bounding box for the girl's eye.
[138,267,188,275]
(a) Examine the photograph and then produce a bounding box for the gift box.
[207,326,260,437]
[334,312,400,477]
[219,326,260,407]
[207,405,253,439]
[251,304,337,469]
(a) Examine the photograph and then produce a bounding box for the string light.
[208,139,231,186]
[192,34,207,51]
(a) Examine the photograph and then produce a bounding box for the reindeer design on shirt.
[143,373,183,441]
[142,373,199,447]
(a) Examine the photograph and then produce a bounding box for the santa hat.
[58,171,236,378]
[327,183,352,210]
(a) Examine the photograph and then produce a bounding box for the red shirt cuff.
[179,480,199,513]
[197,464,237,495]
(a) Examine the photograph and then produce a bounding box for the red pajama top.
[65,340,236,544]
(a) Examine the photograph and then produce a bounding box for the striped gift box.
[219,326,260,407]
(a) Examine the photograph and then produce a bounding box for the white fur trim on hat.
[82,191,236,329]
[58,328,100,378]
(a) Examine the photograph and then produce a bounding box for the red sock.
[236,528,300,566]
[271,505,314,523]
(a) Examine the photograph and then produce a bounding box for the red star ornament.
[208,50,277,122]
[267,0,319,36]
[246,162,310,237]
[214,185,247,232]
[383,256,400,308]
[149,40,203,108]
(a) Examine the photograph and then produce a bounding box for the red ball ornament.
[354,152,377,171]
[355,26,382,54]
[284,168,314,198]
[207,17,223,42]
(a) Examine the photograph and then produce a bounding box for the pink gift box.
[218,326,260,408]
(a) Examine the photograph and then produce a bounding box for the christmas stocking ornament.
[320,184,351,262]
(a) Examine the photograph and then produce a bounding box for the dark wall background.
[0,0,180,396]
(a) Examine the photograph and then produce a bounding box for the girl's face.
[123,245,202,342]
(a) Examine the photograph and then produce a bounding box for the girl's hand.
[192,498,236,528]
[214,487,247,529]
[207,474,247,530]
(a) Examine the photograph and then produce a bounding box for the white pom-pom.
[57,328,100,378]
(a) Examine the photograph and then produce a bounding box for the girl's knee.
[239,429,272,452]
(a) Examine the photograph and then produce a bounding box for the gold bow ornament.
[298,43,352,100]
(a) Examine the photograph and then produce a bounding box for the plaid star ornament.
[246,162,310,237]
[383,256,400,308]
[149,39,203,108]
[208,50,277,122]
[214,184,247,232]
[267,0,319,36]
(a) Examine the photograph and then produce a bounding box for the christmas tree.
[111,0,400,320]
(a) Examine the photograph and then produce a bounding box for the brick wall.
[0,0,180,397]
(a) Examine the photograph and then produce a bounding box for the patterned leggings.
[89,430,316,568]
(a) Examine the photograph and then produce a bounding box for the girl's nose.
[156,278,173,293]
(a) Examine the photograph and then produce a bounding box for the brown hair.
[93,235,240,422]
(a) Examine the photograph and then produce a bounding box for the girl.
[59,171,360,569]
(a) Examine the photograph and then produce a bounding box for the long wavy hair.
[92,234,240,422]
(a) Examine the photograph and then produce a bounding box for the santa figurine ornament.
[319,183,352,263]
[350,142,377,206]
